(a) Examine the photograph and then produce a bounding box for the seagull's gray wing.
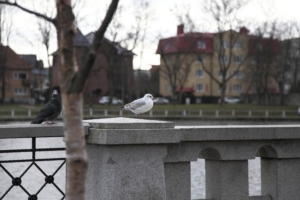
[125,99,146,110]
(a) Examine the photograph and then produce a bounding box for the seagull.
[31,90,62,124]
[121,94,156,117]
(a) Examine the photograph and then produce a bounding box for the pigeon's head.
[144,94,156,101]
[52,90,59,99]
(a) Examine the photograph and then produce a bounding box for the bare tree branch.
[68,0,119,93]
[0,0,56,24]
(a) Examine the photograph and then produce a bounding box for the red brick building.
[0,46,46,104]
[51,29,134,104]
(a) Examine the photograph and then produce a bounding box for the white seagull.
[121,94,156,117]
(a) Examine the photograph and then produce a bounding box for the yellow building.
[156,25,279,103]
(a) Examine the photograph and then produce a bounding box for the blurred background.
[1,0,300,119]
[1,1,300,199]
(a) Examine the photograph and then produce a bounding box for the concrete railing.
[1,118,300,200]
[84,118,300,200]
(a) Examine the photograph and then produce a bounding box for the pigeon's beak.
[152,97,156,101]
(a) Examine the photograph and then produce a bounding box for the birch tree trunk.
[0,1,119,199]
[55,1,87,199]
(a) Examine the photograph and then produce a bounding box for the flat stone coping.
[88,123,300,145]
[0,123,90,139]
[175,124,300,141]
[84,117,174,129]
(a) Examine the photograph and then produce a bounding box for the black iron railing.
[0,137,66,200]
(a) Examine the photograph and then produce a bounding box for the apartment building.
[156,25,280,103]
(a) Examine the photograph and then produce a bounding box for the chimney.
[239,27,249,35]
[177,24,184,35]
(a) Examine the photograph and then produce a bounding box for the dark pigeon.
[31,90,62,124]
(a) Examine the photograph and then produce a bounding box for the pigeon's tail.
[31,116,44,124]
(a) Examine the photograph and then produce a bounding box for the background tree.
[35,0,92,101]
[0,1,119,200]
[157,30,195,104]
[287,23,300,93]
[247,22,279,105]
[271,22,295,105]
[106,0,153,100]
[170,0,251,105]
[200,0,250,105]
[0,4,14,104]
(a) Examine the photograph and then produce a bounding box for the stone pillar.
[261,158,300,200]
[164,162,191,200]
[84,117,176,200]
[206,160,249,200]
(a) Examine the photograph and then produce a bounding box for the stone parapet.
[84,117,300,200]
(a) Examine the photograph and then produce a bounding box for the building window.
[233,55,243,64]
[219,41,228,49]
[196,84,204,92]
[218,69,227,78]
[219,55,228,64]
[218,84,227,92]
[167,84,172,92]
[196,69,204,78]
[14,87,27,95]
[233,84,243,93]
[195,54,204,63]
[14,72,27,80]
[197,40,206,49]
[233,70,243,78]
[233,42,243,49]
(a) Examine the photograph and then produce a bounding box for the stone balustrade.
[1,118,300,200]
[84,117,300,200]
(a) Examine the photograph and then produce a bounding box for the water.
[1,120,298,199]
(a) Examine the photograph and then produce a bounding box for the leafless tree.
[157,32,195,104]
[170,0,251,105]
[287,23,300,93]
[0,4,14,104]
[36,5,54,101]
[35,0,89,101]
[0,1,119,200]
[96,0,153,102]
[270,22,295,105]
[247,22,279,105]
[197,0,250,105]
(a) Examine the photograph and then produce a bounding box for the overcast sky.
[2,0,300,70]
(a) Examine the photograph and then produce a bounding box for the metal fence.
[0,137,66,200]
